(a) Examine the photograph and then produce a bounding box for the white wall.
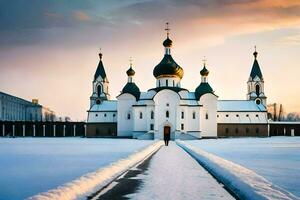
[117,93,136,137]
[153,89,180,139]
[199,93,218,137]
[87,111,117,123]
[217,111,268,124]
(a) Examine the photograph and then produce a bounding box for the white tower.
[90,51,110,107]
[247,47,267,106]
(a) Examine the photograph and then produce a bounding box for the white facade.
[0,92,55,121]
[87,32,268,139]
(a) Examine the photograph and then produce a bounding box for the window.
[206,113,209,119]
[104,113,107,117]
[166,103,169,107]
[139,112,143,119]
[256,114,259,117]
[97,85,102,97]
[166,79,168,86]
[246,114,249,117]
[226,114,229,117]
[193,112,196,119]
[256,128,259,134]
[96,99,101,104]
[181,111,184,119]
[256,99,261,105]
[150,124,154,130]
[166,111,169,118]
[236,114,239,117]
[127,113,131,120]
[217,115,219,118]
[256,84,260,96]
[113,114,116,117]
[151,111,154,119]
[173,80,175,86]
[181,124,184,130]
[95,114,98,117]
[159,80,160,87]
[225,128,229,134]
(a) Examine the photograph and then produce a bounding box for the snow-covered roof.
[139,91,156,100]
[89,100,117,111]
[218,100,266,112]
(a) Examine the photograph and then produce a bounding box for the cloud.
[277,32,300,45]
[73,11,91,21]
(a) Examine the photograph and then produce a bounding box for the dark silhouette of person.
[164,132,170,146]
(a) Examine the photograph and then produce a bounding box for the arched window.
[127,113,131,120]
[181,111,184,119]
[166,111,169,118]
[166,79,168,87]
[255,84,260,96]
[97,85,102,97]
[151,111,154,119]
[206,113,209,119]
[139,112,143,119]
[158,80,161,87]
[192,112,196,119]
[173,80,175,86]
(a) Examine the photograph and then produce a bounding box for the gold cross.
[202,56,207,66]
[129,57,133,67]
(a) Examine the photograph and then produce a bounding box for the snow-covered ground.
[0,138,155,200]
[184,137,300,198]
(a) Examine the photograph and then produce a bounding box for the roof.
[218,100,266,112]
[94,60,107,81]
[89,100,117,111]
[195,82,214,100]
[148,86,188,93]
[121,82,141,100]
[0,91,42,107]
[153,54,184,79]
[250,52,263,80]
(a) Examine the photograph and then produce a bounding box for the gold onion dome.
[200,66,209,76]
[126,67,135,76]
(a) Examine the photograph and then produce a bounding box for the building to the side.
[87,26,268,139]
[0,92,55,122]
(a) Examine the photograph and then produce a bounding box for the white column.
[53,125,56,137]
[22,125,25,137]
[63,125,66,137]
[84,124,87,137]
[73,125,76,137]
[33,125,36,137]
[2,124,5,137]
[12,124,15,137]
[43,125,46,137]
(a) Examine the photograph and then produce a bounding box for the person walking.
[164,132,170,146]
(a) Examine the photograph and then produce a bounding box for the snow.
[127,142,233,200]
[178,137,300,199]
[218,100,266,111]
[0,138,156,200]
[89,100,117,111]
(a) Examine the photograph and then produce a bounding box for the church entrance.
[163,126,171,141]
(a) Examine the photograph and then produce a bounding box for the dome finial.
[202,56,207,67]
[99,48,102,60]
[165,22,170,38]
[126,57,135,76]
[129,57,133,68]
[253,45,258,59]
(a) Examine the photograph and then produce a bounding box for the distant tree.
[285,112,300,121]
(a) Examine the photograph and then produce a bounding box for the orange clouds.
[73,11,91,21]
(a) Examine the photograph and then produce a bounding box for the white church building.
[87,27,268,139]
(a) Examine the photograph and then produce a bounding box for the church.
[86,26,268,139]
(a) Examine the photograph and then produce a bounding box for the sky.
[0,0,300,121]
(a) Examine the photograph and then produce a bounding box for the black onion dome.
[126,67,135,76]
[153,54,184,79]
[163,37,173,47]
[195,83,214,100]
[200,66,209,76]
[122,83,140,100]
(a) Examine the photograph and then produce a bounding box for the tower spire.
[99,48,102,60]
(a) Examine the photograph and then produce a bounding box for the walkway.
[92,142,234,200]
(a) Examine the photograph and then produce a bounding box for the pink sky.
[0,0,299,121]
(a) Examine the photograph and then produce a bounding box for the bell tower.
[247,46,267,106]
[90,50,110,107]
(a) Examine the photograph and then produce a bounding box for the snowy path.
[96,142,234,200]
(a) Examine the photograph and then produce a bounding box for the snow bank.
[177,140,299,200]
[28,141,163,200]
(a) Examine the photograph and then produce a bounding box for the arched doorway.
[164,126,171,140]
